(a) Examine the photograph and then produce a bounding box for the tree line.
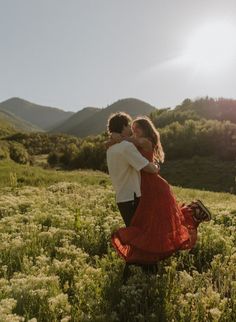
[1,118,235,171]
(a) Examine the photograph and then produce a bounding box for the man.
[106,112,159,283]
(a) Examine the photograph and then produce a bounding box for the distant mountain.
[0,109,41,136]
[50,107,100,133]
[52,98,156,137]
[0,97,74,130]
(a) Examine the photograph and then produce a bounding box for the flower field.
[0,165,235,321]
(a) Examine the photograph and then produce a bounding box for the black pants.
[117,193,157,279]
[117,193,140,227]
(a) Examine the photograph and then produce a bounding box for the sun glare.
[180,20,236,74]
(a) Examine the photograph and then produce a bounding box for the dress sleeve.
[123,143,149,171]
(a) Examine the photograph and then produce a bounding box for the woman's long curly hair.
[132,116,165,163]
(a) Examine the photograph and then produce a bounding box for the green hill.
[0,97,74,130]
[52,98,156,137]
[0,109,41,136]
[50,106,100,133]
[0,111,17,136]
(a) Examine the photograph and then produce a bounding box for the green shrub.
[0,141,9,160]
[9,143,29,164]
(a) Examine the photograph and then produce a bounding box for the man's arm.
[143,162,159,174]
[123,143,159,174]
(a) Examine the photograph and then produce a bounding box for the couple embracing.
[106,112,211,283]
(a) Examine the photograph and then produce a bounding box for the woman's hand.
[105,132,123,149]
[110,132,123,143]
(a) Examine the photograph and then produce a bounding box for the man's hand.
[143,162,160,174]
[154,160,160,171]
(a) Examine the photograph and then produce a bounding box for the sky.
[1,0,236,111]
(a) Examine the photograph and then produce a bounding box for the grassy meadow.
[0,159,235,321]
[160,156,236,193]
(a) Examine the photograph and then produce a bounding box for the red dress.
[111,147,199,264]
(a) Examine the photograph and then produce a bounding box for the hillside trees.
[2,119,236,170]
[160,119,236,160]
[1,101,235,170]
[151,97,236,128]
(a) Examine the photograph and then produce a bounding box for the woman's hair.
[107,112,132,134]
[132,116,165,163]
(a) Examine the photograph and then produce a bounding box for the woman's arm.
[105,133,123,149]
[124,136,153,151]
[105,133,152,151]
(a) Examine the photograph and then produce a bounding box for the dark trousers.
[117,193,157,281]
[117,193,140,227]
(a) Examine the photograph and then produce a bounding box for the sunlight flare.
[181,20,236,74]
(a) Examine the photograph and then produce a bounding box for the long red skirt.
[111,171,199,264]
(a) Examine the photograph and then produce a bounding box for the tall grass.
[0,160,235,321]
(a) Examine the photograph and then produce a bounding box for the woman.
[108,116,211,264]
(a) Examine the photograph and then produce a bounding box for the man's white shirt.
[106,141,149,203]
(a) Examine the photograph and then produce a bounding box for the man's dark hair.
[107,112,132,133]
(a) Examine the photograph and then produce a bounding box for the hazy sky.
[1,0,236,111]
